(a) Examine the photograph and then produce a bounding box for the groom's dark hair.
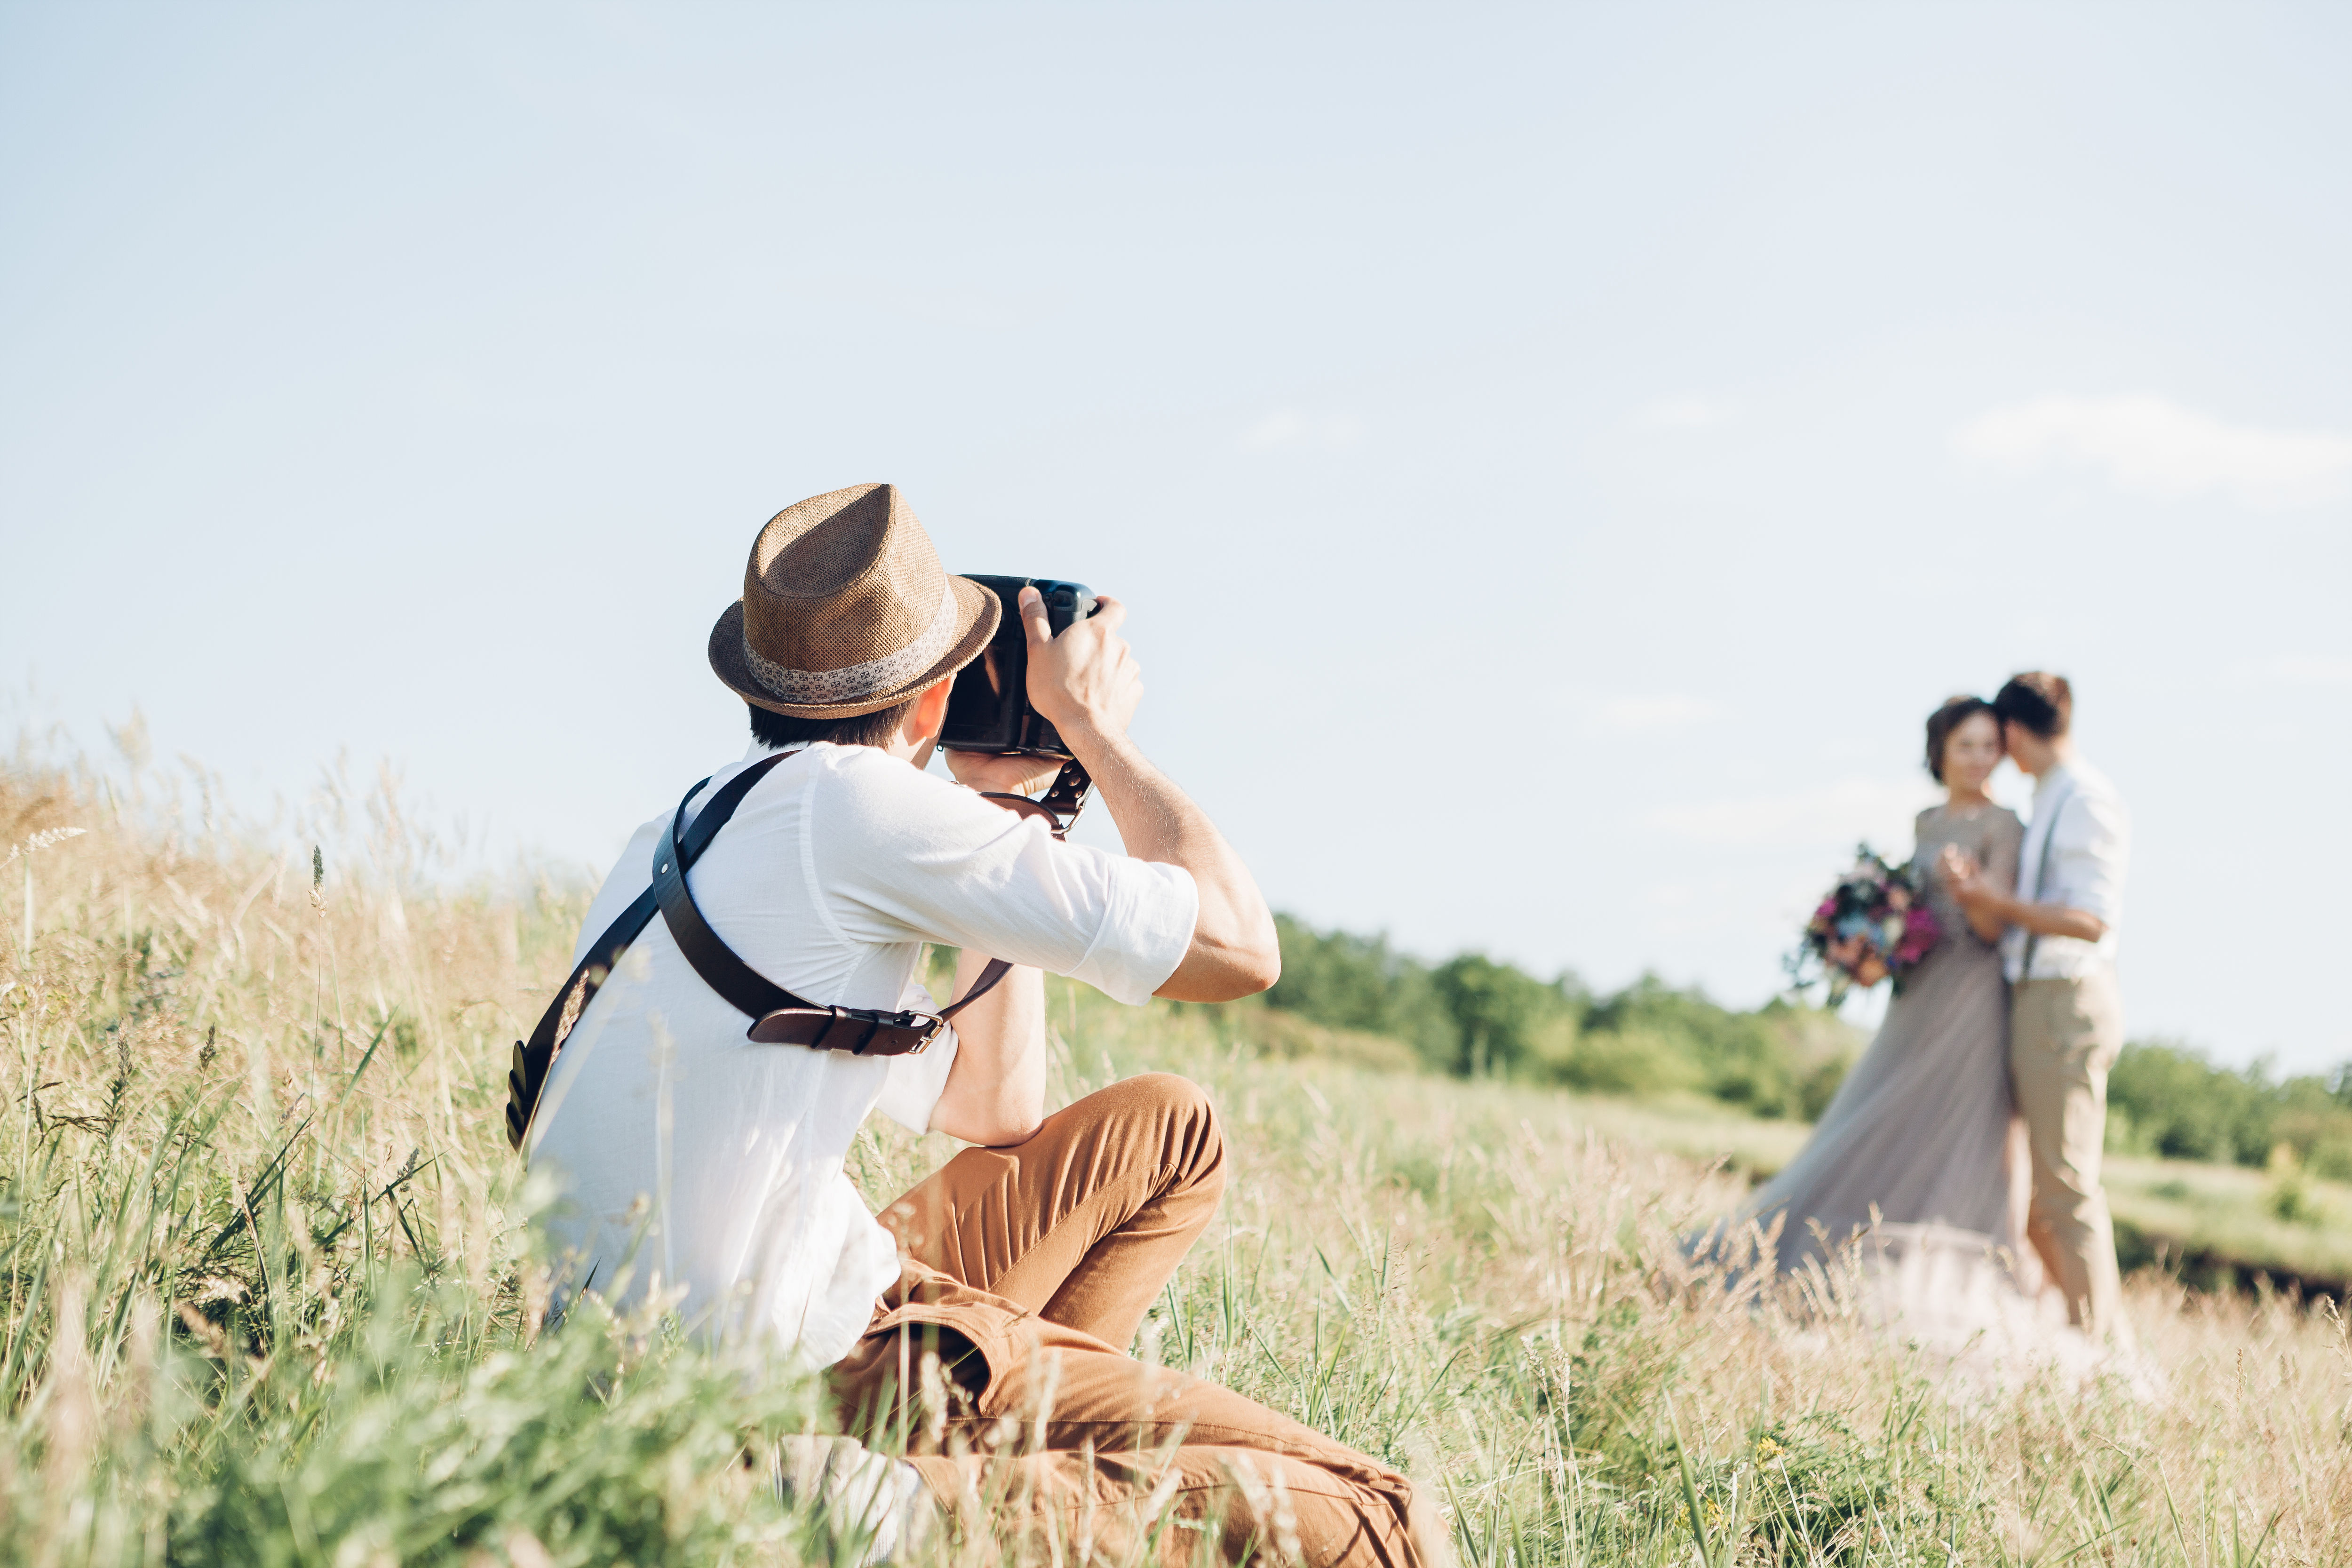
[1993,673,2072,739]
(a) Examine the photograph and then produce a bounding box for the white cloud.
[1594,694,1718,732]
[1240,409,1362,452]
[1644,777,1938,852]
[1952,394,2352,509]
[1634,397,1733,431]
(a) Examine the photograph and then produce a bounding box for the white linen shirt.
[2002,757,2128,983]
[526,741,1198,1369]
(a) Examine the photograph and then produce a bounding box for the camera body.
[939,575,1098,760]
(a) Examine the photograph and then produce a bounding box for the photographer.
[520,484,1445,1567]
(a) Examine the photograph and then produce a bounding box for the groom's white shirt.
[2003,757,2128,983]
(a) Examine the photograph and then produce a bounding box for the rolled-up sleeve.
[1066,856,1200,1004]
[819,756,1201,1007]
[2050,792,2128,927]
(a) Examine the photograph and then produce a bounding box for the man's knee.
[1115,1073,1225,1192]
[1398,1475,1456,1568]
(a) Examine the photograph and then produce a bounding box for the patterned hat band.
[740,579,963,707]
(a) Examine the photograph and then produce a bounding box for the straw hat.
[707,483,1001,718]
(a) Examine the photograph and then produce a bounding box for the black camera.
[939,576,1098,760]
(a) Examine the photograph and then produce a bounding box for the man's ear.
[905,677,953,745]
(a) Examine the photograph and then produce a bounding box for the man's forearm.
[1061,720,1278,1001]
[1981,891,2106,943]
[1062,722,1203,863]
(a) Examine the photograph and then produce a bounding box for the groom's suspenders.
[2015,779,2075,983]
[504,750,1020,1150]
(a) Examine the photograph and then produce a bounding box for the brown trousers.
[2010,971,2126,1332]
[830,1073,1444,1568]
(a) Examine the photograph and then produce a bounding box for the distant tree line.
[1264,915,2352,1175]
[2108,1042,2352,1178]
[1262,914,1856,1120]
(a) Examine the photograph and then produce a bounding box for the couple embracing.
[1737,674,2132,1342]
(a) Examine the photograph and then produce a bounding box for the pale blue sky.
[4,4,2347,1068]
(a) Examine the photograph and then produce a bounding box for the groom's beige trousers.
[2010,970,2126,1332]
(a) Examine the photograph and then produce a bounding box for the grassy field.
[4,751,2350,1566]
[1494,1090,2352,1295]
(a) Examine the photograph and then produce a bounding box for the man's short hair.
[1993,672,2072,739]
[748,698,919,751]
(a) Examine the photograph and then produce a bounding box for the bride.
[1724,696,2033,1288]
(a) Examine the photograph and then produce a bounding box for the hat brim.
[708,575,1002,719]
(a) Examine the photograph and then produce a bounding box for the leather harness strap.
[505,750,798,1148]
[650,767,1013,1056]
[979,757,1092,839]
[504,750,1089,1151]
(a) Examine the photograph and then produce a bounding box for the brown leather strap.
[941,957,1014,1019]
[659,775,1024,1054]
[651,779,806,1022]
[506,755,1048,1153]
[742,957,1011,1053]
[979,758,1093,841]
[505,750,800,1149]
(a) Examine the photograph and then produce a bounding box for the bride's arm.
[1975,820,2023,941]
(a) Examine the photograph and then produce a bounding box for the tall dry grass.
[3,742,2348,1566]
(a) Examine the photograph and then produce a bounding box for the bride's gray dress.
[1742,804,2030,1279]
[1705,804,2153,1388]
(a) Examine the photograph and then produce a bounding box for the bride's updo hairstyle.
[1924,695,1997,782]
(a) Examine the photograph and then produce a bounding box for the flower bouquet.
[1787,844,1941,1004]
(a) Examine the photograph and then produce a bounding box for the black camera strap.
[505,751,1082,1151]
[979,757,1092,839]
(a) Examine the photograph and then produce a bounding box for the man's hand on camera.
[1003,585,1278,1001]
[1021,586,1142,746]
[942,749,1065,797]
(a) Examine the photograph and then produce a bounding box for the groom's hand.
[1941,845,2014,942]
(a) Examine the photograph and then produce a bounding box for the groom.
[1949,673,2131,1334]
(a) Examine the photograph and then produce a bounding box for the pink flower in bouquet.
[1893,905,1942,967]
[1787,842,1941,1002]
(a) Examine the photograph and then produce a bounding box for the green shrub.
[1428,953,1581,1079]
[2108,1039,2352,1171]
[1545,1026,1706,1098]
[1264,916,1857,1112]
[1265,915,1455,1067]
